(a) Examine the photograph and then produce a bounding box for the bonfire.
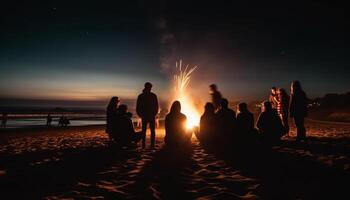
[173,60,201,129]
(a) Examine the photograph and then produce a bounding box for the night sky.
[0,1,347,105]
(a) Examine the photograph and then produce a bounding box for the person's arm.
[153,94,159,117]
[136,95,142,117]
[256,113,263,130]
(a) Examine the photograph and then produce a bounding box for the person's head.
[277,88,287,97]
[209,84,217,93]
[291,80,302,94]
[107,96,119,111]
[238,102,248,113]
[204,102,215,114]
[118,104,128,114]
[220,98,229,109]
[271,87,277,95]
[262,101,272,112]
[144,82,153,92]
[170,101,181,114]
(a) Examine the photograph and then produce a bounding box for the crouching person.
[116,104,142,147]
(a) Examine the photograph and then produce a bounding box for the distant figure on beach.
[1,113,8,128]
[236,103,256,136]
[164,101,190,146]
[276,88,290,135]
[46,113,52,127]
[216,98,236,138]
[290,80,308,142]
[58,115,70,127]
[257,101,284,144]
[106,97,120,141]
[269,87,278,109]
[209,84,222,111]
[136,82,159,148]
[198,102,217,143]
[116,104,142,147]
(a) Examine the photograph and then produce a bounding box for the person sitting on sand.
[198,102,217,144]
[115,104,142,147]
[236,102,257,139]
[106,97,120,141]
[216,98,236,139]
[164,101,191,146]
[256,101,284,144]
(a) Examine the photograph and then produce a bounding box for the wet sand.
[1,120,350,199]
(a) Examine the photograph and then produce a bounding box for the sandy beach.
[1,120,350,199]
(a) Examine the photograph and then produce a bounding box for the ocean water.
[4,117,106,128]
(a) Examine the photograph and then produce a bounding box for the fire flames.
[173,60,201,129]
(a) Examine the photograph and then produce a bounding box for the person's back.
[136,90,159,120]
[216,99,236,136]
[199,103,217,142]
[237,111,254,132]
[290,90,307,118]
[165,101,187,146]
[257,101,284,142]
[136,82,159,148]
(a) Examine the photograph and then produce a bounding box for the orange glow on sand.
[173,60,201,129]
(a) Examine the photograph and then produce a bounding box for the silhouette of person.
[276,88,290,135]
[236,102,255,134]
[209,84,222,111]
[198,102,217,143]
[1,113,8,128]
[164,101,190,146]
[46,113,52,127]
[216,98,236,138]
[256,101,284,144]
[116,104,142,147]
[290,80,308,142]
[106,97,120,141]
[269,87,278,109]
[136,82,159,148]
[58,115,64,127]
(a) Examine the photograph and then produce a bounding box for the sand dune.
[0,120,350,199]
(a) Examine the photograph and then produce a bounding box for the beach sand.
[1,120,350,199]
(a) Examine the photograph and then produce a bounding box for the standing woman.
[276,88,290,135]
[106,96,120,142]
[289,81,308,142]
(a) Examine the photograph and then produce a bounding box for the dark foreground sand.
[0,120,350,199]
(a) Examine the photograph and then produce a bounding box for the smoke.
[155,17,177,72]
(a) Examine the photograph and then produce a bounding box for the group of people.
[106,82,159,148]
[199,81,308,146]
[268,81,308,142]
[106,80,308,149]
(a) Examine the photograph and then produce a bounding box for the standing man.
[209,84,222,111]
[137,82,159,148]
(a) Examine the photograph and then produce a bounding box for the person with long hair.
[106,96,120,141]
[290,80,308,142]
[164,101,190,146]
[276,88,290,135]
[198,102,217,144]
